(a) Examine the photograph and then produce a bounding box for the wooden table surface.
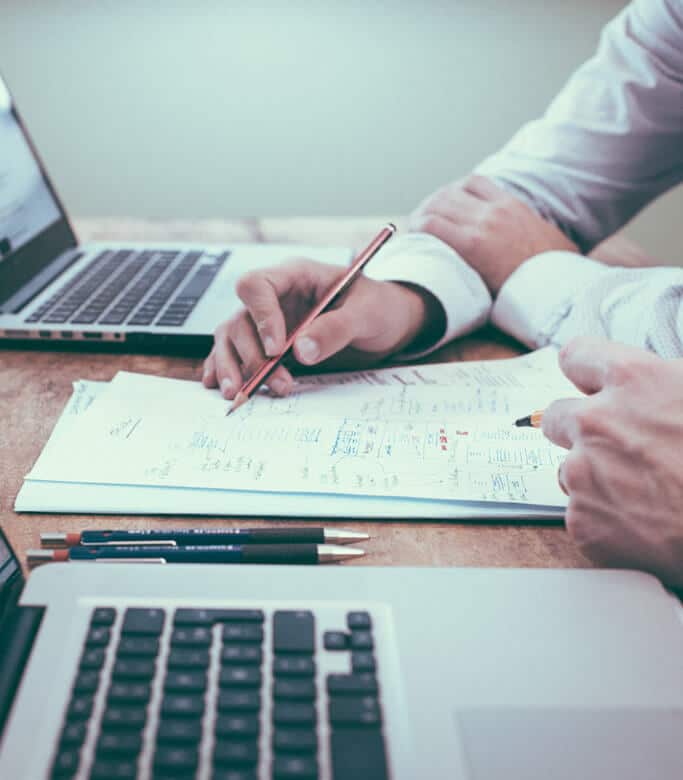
[4,216,654,574]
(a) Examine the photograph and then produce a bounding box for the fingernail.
[263,335,277,356]
[220,378,234,397]
[269,377,288,395]
[296,337,319,364]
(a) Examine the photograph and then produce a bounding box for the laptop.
[1,528,682,779]
[0,73,350,351]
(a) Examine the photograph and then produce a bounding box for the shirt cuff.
[491,251,611,348]
[363,232,493,358]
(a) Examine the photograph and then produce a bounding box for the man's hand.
[409,175,579,294]
[541,337,683,589]
[202,258,444,398]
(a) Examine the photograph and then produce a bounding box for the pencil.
[514,410,544,428]
[227,223,397,415]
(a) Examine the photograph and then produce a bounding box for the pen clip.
[82,540,177,547]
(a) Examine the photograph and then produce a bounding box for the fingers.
[236,269,292,357]
[558,337,656,395]
[541,397,587,449]
[293,308,358,365]
[202,347,217,388]
[462,174,506,201]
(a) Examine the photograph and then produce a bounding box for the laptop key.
[273,679,316,701]
[330,729,388,780]
[214,714,260,739]
[272,755,318,779]
[167,648,210,668]
[101,706,148,730]
[60,721,87,745]
[218,666,262,688]
[272,702,316,727]
[73,670,100,693]
[174,608,264,626]
[121,607,165,635]
[351,651,376,673]
[222,624,263,644]
[160,694,205,718]
[80,647,106,670]
[112,658,156,679]
[164,670,207,692]
[211,770,257,780]
[213,739,259,767]
[51,748,81,776]
[107,681,151,704]
[156,718,203,743]
[273,657,315,678]
[221,645,263,666]
[347,611,372,630]
[67,695,94,720]
[273,611,314,654]
[328,697,381,727]
[171,626,213,646]
[90,758,138,779]
[91,608,117,626]
[327,673,378,696]
[217,690,261,713]
[349,630,373,650]
[96,731,142,756]
[153,745,199,774]
[117,636,159,656]
[272,729,317,753]
[323,631,348,651]
[85,627,111,646]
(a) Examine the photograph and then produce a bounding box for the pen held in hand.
[227,222,397,415]
[514,410,544,428]
[27,543,365,567]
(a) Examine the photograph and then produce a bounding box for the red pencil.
[227,223,397,416]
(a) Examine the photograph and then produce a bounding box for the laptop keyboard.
[49,605,389,779]
[25,249,229,328]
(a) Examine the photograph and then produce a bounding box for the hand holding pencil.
[203,225,445,403]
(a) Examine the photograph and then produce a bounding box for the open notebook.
[16,348,576,519]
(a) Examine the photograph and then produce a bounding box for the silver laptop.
[0,73,349,351]
[1,530,682,779]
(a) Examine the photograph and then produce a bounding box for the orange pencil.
[227,223,397,416]
[514,410,544,428]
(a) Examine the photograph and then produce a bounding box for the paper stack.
[16,348,576,520]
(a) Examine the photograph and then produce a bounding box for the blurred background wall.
[1,0,680,260]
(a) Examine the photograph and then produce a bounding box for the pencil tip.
[514,415,532,427]
[227,391,249,417]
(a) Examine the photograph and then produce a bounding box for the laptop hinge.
[0,605,45,739]
[0,248,83,315]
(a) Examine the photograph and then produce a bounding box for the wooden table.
[3,217,656,573]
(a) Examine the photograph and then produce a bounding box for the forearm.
[492,252,683,358]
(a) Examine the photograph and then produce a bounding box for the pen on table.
[514,410,544,428]
[227,222,397,415]
[40,527,369,548]
[27,544,364,567]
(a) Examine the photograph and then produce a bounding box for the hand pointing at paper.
[541,337,683,590]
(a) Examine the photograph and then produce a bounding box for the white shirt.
[370,0,683,358]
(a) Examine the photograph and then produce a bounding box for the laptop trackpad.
[456,709,683,780]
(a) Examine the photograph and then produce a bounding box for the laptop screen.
[0,73,76,309]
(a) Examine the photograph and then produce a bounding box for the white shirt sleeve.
[492,252,683,358]
[364,232,492,357]
[475,0,683,253]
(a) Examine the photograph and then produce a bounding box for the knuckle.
[573,406,603,438]
[564,504,588,544]
[235,271,264,300]
[604,357,642,387]
[561,450,590,492]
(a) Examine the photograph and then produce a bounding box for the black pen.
[41,527,369,548]
[27,543,364,567]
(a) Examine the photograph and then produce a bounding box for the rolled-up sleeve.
[476,0,683,253]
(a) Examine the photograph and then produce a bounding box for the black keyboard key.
[323,631,348,651]
[167,648,210,668]
[80,647,106,670]
[67,696,93,720]
[273,679,316,701]
[219,667,262,688]
[327,674,378,696]
[117,636,159,657]
[221,645,262,666]
[161,694,205,718]
[273,702,316,727]
[347,611,372,631]
[328,697,382,727]
[217,690,260,713]
[51,749,81,776]
[85,627,111,646]
[212,770,257,780]
[222,624,263,644]
[272,755,318,778]
[101,706,148,730]
[73,670,100,694]
[175,608,264,626]
[273,657,315,678]
[156,718,203,743]
[330,728,388,780]
[96,731,142,757]
[107,681,151,704]
[273,611,314,654]
[121,608,165,635]
[91,608,117,626]
[171,627,213,647]
[112,658,156,680]
[164,670,207,692]
[213,740,258,767]
[60,721,87,746]
[153,745,199,774]
[272,729,317,754]
[90,758,138,779]
[351,651,376,673]
[215,714,260,739]
[349,631,373,651]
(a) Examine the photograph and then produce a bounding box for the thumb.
[293,307,359,365]
[558,337,657,394]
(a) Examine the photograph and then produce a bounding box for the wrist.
[389,282,447,355]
